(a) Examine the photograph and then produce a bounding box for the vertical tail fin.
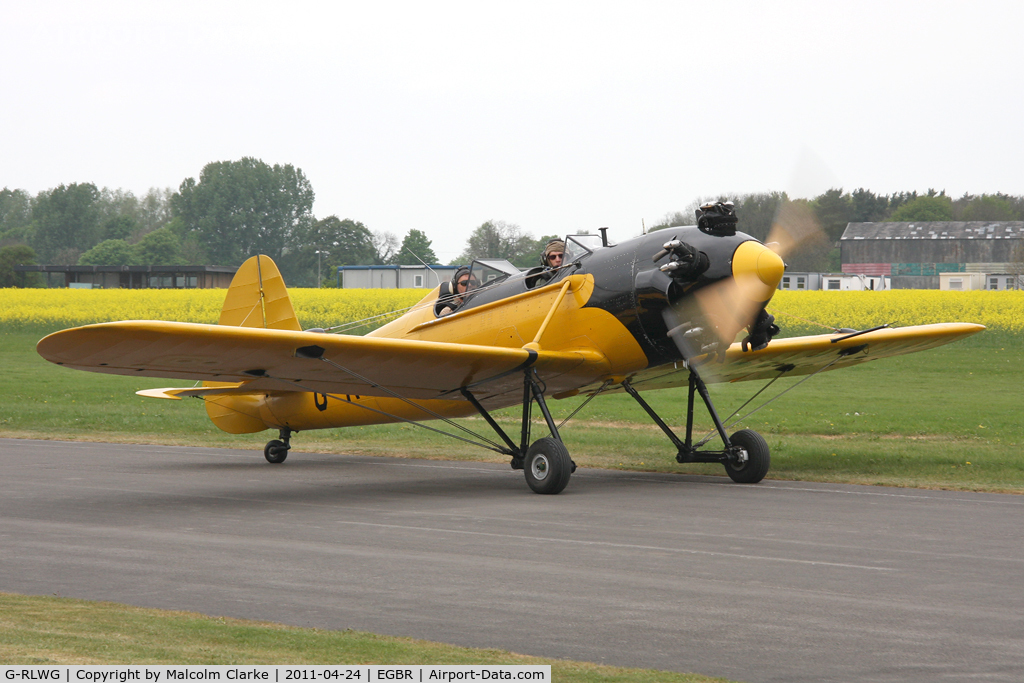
[205,255,299,434]
[219,254,302,331]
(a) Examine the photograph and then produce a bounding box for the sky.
[3,1,1023,262]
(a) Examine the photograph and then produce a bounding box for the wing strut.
[459,387,522,459]
[524,278,573,351]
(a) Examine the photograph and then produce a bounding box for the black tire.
[264,439,289,464]
[524,437,573,494]
[724,429,770,483]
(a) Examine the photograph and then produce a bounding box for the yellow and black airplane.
[37,203,983,494]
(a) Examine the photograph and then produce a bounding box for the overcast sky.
[3,1,1023,261]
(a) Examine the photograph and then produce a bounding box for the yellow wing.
[604,323,985,392]
[37,321,610,401]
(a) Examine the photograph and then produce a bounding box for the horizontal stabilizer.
[137,383,260,400]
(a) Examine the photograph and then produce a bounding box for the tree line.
[0,158,444,287]
[649,189,1024,271]
[3,156,1024,287]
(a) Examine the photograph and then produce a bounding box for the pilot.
[437,266,479,316]
[542,239,565,270]
[532,239,565,285]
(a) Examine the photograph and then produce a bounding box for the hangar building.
[840,221,1023,289]
[14,264,238,289]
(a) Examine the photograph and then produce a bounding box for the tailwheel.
[264,440,289,464]
[724,429,770,483]
[524,437,573,495]
[264,428,292,464]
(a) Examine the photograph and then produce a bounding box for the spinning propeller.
[657,199,825,364]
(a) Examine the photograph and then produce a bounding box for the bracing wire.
[317,356,509,452]
[253,372,512,455]
[320,287,465,334]
[694,354,846,448]
[557,381,611,430]
[716,369,789,428]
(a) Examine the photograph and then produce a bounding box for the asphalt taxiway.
[1,438,1021,682]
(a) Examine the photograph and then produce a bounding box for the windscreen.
[563,235,603,263]
[470,259,519,287]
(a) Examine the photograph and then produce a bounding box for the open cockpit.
[436,233,612,317]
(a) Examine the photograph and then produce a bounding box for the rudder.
[218,254,302,330]
[206,254,301,434]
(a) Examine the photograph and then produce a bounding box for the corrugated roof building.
[840,221,1024,289]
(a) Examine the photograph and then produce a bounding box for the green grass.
[0,593,727,681]
[1,327,1021,492]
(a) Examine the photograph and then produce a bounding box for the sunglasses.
[457,278,479,287]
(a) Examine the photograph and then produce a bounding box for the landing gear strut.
[264,428,291,464]
[461,369,576,494]
[622,369,770,483]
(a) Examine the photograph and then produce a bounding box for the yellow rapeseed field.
[0,287,1020,332]
[0,288,428,332]
[768,290,1024,334]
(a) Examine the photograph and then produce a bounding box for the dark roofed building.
[840,221,1023,289]
[13,264,238,289]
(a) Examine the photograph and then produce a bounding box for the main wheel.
[524,437,573,494]
[264,439,289,464]
[724,429,770,483]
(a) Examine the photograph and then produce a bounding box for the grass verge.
[0,593,729,682]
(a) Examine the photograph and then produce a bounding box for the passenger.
[437,267,479,316]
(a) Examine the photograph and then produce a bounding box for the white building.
[820,273,891,291]
[779,272,890,291]
[939,272,1019,291]
[779,272,823,291]
[337,265,459,289]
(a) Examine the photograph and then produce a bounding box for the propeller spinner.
[657,199,821,364]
